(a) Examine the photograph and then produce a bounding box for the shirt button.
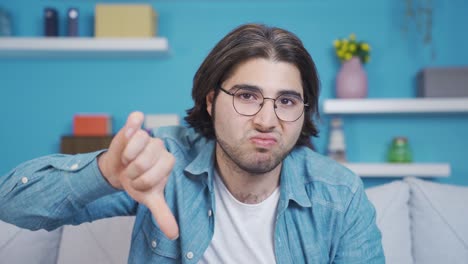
[186,251,194,259]
[21,177,29,184]
[151,240,157,248]
[208,209,212,217]
[70,163,79,170]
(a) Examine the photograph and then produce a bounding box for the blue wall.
[1,0,467,187]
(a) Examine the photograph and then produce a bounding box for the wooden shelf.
[323,98,468,114]
[341,162,451,178]
[0,37,169,58]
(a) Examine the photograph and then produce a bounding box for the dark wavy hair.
[185,23,320,148]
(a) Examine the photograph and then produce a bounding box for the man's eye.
[280,98,292,105]
[240,93,252,99]
[278,97,298,106]
[237,92,258,101]
[277,95,304,108]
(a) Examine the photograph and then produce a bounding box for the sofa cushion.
[406,177,468,264]
[366,180,413,264]
[0,220,63,264]
[56,216,135,264]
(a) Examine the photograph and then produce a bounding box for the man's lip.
[250,135,277,141]
[250,135,278,147]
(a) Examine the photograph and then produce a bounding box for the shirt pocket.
[293,229,330,263]
[142,211,181,260]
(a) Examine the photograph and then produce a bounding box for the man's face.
[206,58,305,174]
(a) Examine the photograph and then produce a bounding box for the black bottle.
[44,7,58,37]
[67,8,79,36]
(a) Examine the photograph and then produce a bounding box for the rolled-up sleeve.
[0,150,136,231]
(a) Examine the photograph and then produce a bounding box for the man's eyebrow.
[277,90,303,98]
[229,84,304,100]
[231,84,260,92]
[231,84,303,97]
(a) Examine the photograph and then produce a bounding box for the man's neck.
[215,147,281,204]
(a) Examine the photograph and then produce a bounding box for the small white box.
[144,114,179,130]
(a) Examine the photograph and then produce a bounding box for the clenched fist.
[97,111,179,240]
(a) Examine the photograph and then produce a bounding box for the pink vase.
[335,56,368,98]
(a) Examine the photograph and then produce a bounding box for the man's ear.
[206,90,215,117]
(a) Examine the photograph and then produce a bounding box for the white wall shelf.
[323,98,468,114]
[342,163,451,178]
[0,37,169,58]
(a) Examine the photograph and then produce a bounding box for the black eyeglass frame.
[219,86,309,122]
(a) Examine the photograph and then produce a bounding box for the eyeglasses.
[219,86,308,122]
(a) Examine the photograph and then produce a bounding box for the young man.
[0,24,384,263]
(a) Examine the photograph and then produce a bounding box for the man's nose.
[252,98,279,129]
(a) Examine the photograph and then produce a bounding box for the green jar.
[387,137,412,163]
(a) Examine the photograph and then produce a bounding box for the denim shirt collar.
[184,141,311,208]
[279,149,312,209]
[183,140,216,190]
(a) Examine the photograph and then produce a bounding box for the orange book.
[73,114,112,136]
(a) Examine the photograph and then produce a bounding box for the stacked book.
[61,114,113,154]
[73,114,112,136]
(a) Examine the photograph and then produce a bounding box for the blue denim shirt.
[0,126,384,263]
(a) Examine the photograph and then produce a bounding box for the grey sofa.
[1,177,467,264]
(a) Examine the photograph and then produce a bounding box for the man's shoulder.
[288,147,361,194]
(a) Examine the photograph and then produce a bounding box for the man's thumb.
[147,196,180,240]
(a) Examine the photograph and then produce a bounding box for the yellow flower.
[345,53,352,60]
[343,42,349,50]
[337,50,344,58]
[333,40,341,48]
[333,33,371,64]
[361,43,370,51]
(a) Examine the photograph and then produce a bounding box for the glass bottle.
[0,8,12,36]
[387,137,412,163]
[327,117,347,162]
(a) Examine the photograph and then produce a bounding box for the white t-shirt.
[199,170,280,263]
